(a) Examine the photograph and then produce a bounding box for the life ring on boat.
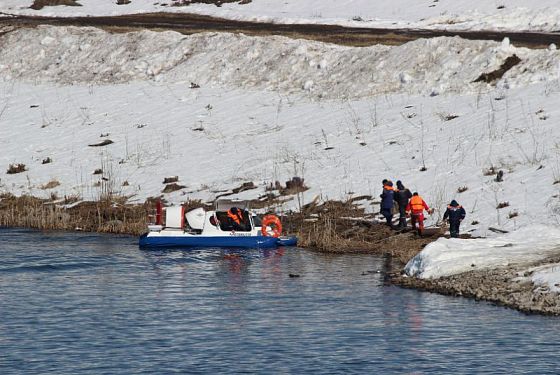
[261,214,282,238]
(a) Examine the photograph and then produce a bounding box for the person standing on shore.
[380,180,395,228]
[393,180,412,229]
[443,200,466,238]
[406,192,432,236]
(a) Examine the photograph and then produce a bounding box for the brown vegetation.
[473,54,521,84]
[496,201,510,209]
[282,199,441,266]
[40,179,60,190]
[162,183,186,193]
[163,176,179,184]
[0,193,148,235]
[7,163,26,174]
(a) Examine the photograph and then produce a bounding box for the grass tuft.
[7,163,26,174]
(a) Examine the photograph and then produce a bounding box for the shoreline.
[3,193,559,316]
[389,255,560,316]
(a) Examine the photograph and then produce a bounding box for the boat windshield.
[215,199,250,212]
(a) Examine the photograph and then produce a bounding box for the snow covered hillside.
[2,0,560,33]
[1,25,560,240]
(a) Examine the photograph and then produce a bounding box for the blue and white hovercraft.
[139,199,298,248]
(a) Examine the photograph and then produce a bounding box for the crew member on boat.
[227,207,249,231]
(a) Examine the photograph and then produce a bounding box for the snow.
[531,263,560,293]
[2,0,560,33]
[1,26,560,99]
[1,26,560,238]
[404,225,560,296]
[405,225,560,279]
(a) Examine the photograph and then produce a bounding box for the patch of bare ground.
[2,13,559,49]
[171,0,251,6]
[390,255,560,315]
[30,0,81,11]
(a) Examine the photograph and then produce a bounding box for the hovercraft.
[139,199,297,248]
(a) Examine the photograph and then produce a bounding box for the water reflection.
[2,229,560,374]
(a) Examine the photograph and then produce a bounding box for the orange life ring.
[261,214,282,238]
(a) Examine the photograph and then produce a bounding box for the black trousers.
[450,221,461,238]
[398,205,407,228]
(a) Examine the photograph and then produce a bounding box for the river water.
[1,228,560,374]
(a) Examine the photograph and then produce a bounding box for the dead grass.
[162,183,185,193]
[497,201,510,209]
[40,179,60,190]
[281,198,442,266]
[163,176,179,184]
[6,163,26,174]
[0,193,148,235]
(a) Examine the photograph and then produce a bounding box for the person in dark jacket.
[442,200,466,238]
[393,180,412,229]
[380,180,395,228]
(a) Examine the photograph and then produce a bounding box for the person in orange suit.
[406,192,432,236]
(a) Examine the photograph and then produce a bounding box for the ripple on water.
[1,228,560,374]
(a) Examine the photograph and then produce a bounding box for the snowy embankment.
[1,25,560,240]
[401,225,560,310]
[3,25,558,99]
[403,221,560,299]
[2,0,560,33]
[405,226,560,288]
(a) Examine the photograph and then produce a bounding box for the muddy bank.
[390,255,560,315]
[2,13,560,48]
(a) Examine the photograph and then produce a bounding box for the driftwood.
[488,226,509,234]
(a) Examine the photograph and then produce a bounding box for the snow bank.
[2,0,560,33]
[1,26,560,99]
[531,264,560,293]
[405,226,560,278]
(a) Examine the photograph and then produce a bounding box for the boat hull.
[139,233,297,249]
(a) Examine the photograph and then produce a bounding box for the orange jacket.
[406,195,430,214]
[227,209,243,224]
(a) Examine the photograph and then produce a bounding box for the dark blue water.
[1,228,560,374]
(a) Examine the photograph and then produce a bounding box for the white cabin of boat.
[149,199,262,237]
